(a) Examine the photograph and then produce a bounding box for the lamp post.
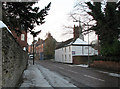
[97,35,100,55]
[30,30,41,65]
[88,31,90,67]
[33,36,35,65]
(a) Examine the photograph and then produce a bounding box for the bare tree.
[63,0,97,36]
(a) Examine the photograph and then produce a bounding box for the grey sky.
[28,0,97,45]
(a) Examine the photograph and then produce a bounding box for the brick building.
[11,30,27,49]
[28,44,33,54]
[0,20,28,50]
[35,38,44,60]
[28,38,44,60]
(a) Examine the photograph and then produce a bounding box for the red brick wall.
[90,61,120,72]
[73,25,79,39]
[28,45,31,53]
[11,30,27,48]
[73,56,93,64]
[28,45,33,54]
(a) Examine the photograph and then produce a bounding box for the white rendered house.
[55,38,98,64]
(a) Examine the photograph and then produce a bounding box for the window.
[21,34,25,41]
[85,46,88,49]
[65,55,67,61]
[69,54,71,61]
[69,46,71,52]
[62,54,64,61]
[65,47,66,52]
[82,46,84,54]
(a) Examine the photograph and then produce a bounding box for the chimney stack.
[73,25,79,39]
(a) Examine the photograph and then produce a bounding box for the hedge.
[92,56,120,62]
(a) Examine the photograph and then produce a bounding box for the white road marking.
[53,65,78,74]
[84,75,105,82]
[67,70,78,74]
[68,64,88,68]
[53,65,65,70]
[58,67,65,70]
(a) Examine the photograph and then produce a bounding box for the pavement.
[19,60,79,89]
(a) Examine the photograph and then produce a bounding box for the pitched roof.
[56,38,74,49]
[56,38,90,49]
[72,38,88,45]
[35,39,44,47]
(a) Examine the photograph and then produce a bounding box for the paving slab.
[20,60,79,89]
[20,60,52,88]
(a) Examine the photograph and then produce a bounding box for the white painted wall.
[55,46,72,63]
[72,46,98,56]
[63,46,72,63]
[55,48,62,62]
[55,45,98,63]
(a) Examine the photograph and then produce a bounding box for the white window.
[21,34,25,41]
[62,54,64,61]
[65,55,67,61]
[82,46,84,54]
[85,46,88,49]
[69,54,71,61]
[69,46,71,52]
[65,47,66,52]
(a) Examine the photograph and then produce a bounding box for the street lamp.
[97,35,100,55]
[30,30,41,65]
[88,31,90,67]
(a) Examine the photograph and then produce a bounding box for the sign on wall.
[72,51,75,55]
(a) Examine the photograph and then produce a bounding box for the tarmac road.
[36,60,120,89]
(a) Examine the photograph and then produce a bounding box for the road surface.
[36,60,120,89]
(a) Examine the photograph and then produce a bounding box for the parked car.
[29,55,33,60]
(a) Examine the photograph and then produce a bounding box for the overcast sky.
[27,0,97,45]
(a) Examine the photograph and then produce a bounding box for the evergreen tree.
[2,2,51,34]
[86,1,120,57]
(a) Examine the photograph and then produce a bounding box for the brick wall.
[2,28,28,88]
[90,61,120,72]
[73,56,93,64]
[11,30,27,48]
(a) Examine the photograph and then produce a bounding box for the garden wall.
[2,28,28,88]
[73,56,93,64]
[90,61,120,72]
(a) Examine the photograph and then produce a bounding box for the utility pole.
[88,31,90,67]
[97,35,100,55]
[30,30,41,65]
[33,36,35,65]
